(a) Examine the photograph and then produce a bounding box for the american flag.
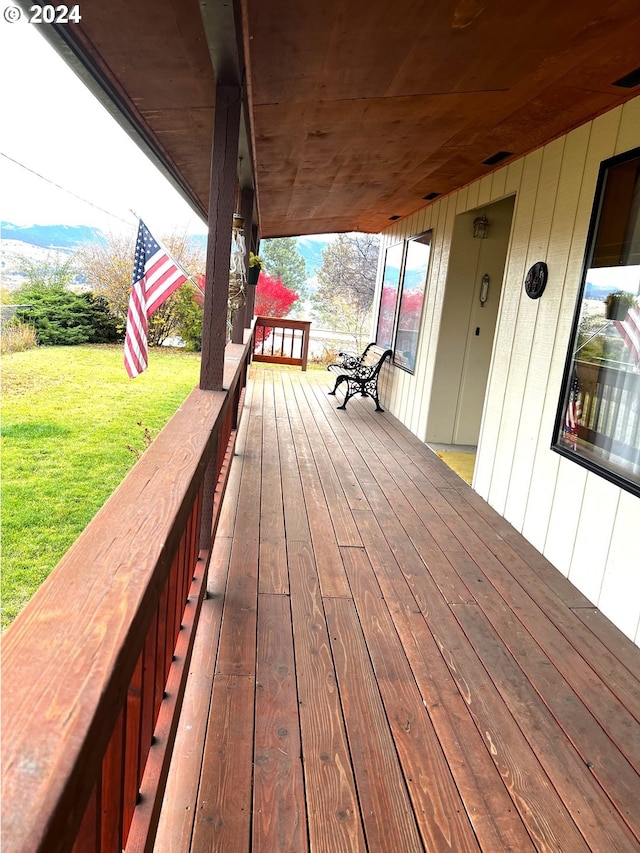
[564,369,583,442]
[614,305,640,368]
[124,220,188,378]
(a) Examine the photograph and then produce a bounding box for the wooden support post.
[200,83,241,392]
[199,84,241,550]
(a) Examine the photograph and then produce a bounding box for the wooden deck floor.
[154,366,640,853]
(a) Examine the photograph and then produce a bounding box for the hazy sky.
[0,17,207,237]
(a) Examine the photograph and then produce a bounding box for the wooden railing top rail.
[576,358,640,386]
[253,315,312,371]
[255,315,311,331]
[1,338,252,853]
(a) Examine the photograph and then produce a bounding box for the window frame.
[375,240,405,352]
[551,146,640,498]
[375,231,432,375]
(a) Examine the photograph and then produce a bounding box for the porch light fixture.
[473,215,489,239]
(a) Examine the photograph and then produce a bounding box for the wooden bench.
[327,343,393,411]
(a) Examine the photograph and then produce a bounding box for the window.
[376,242,403,350]
[553,148,640,496]
[375,232,431,373]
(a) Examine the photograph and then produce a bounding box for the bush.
[15,288,122,346]
[78,230,205,345]
[309,343,342,366]
[1,320,37,354]
[172,283,203,351]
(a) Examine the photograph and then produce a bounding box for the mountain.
[295,236,332,278]
[1,222,105,252]
[584,281,610,302]
[188,232,333,281]
[1,221,334,284]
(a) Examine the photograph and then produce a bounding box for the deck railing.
[253,315,311,371]
[1,336,253,853]
[576,359,640,464]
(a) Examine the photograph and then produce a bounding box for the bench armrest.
[328,351,360,371]
[338,351,360,369]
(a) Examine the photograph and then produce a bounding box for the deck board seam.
[154,369,640,853]
[328,380,640,740]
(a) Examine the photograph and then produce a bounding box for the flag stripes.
[124,280,148,378]
[564,369,582,443]
[124,220,188,378]
[145,255,188,315]
[614,306,640,367]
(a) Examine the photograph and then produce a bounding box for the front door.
[426,195,515,447]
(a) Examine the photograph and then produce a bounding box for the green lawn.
[1,344,201,628]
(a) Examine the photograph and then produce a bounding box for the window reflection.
[376,242,403,350]
[375,233,432,374]
[393,234,431,372]
[554,149,640,493]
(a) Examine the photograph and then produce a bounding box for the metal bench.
[327,343,393,411]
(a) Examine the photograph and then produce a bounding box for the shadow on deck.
[155,365,640,852]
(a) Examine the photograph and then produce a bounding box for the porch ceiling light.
[473,215,489,239]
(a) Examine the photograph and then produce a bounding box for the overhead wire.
[1,152,135,228]
[2,152,205,293]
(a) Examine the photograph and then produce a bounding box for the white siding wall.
[375,98,640,645]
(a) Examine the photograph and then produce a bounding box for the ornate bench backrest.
[356,345,393,377]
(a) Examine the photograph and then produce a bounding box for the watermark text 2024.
[3,4,82,23]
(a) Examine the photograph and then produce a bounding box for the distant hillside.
[183,233,332,280]
[1,222,105,252]
[1,222,334,283]
[584,281,609,302]
[294,236,331,278]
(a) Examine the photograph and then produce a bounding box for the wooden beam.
[200,84,242,391]
[199,0,256,194]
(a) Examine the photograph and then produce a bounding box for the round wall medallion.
[524,261,548,299]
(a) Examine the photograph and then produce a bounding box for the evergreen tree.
[15,285,122,346]
[260,237,308,301]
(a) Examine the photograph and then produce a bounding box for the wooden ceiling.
[31,0,640,237]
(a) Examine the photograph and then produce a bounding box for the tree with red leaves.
[255,271,299,316]
[185,271,298,346]
[254,272,299,345]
